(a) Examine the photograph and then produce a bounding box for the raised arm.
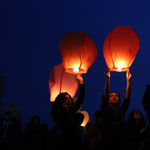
[77,74,84,84]
[74,74,85,112]
[142,84,150,118]
[100,69,110,111]
[104,69,110,99]
[125,70,132,99]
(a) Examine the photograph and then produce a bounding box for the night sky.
[1,0,150,131]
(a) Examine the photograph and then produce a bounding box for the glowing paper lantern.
[103,26,139,72]
[59,32,98,74]
[49,63,79,102]
[80,111,90,127]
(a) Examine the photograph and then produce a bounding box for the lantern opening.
[109,61,129,72]
[65,68,87,74]
[110,67,129,72]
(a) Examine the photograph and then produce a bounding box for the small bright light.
[117,67,122,72]
[73,67,79,73]
[116,61,124,72]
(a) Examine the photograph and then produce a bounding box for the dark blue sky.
[1,0,150,130]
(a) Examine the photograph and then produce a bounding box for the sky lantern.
[49,63,79,102]
[103,26,140,72]
[59,32,98,74]
[80,111,90,127]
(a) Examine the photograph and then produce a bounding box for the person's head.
[54,92,74,109]
[63,93,74,108]
[128,110,143,121]
[93,110,103,123]
[30,116,40,124]
[51,92,74,118]
[126,110,146,127]
[134,110,142,120]
[34,116,40,124]
[4,111,12,121]
[108,92,121,104]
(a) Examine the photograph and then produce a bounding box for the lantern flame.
[116,67,122,72]
[116,61,124,72]
[73,67,79,73]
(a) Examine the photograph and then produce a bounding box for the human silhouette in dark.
[139,84,150,149]
[51,74,85,150]
[41,123,49,150]
[0,111,12,149]
[100,69,132,150]
[142,84,150,123]
[48,124,61,150]
[126,110,146,150]
[85,110,103,150]
[23,116,43,150]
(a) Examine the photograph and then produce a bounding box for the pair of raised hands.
[104,69,132,81]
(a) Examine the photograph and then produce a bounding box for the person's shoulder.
[85,122,94,128]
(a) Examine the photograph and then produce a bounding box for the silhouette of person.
[8,112,22,150]
[100,69,132,150]
[139,84,150,149]
[41,123,49,150]
[48,124,61,150]
[126,110,146,150]
[85,110,103,150]
[142,84,150,123]
[0,111,12,149]
[23,115,43,150]
[126,110,146,134]
[51,74,85,150]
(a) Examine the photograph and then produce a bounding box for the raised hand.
[104,69,110,79]
[126,69,132,81]
[77,74,84,84]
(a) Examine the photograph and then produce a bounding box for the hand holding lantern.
[77,74,84,84]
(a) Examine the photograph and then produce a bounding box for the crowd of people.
[1,70,150,150]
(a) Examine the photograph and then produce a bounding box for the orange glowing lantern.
[59,32,98,74]
[103,26,139,72]
[80,111,90,127]
[49,63,79,102]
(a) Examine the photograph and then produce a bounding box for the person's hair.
[109,92,121,102]
[51,92,74,118]
[5,111,12,117]
[126,110,146,130]
[94,110,103,119]
[51,92,75,125]
[30,116,40,124]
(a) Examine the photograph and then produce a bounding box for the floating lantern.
[103,26,139,72]
[80,111,90,127]
[59,32,98,74]
[49,63,79,102]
